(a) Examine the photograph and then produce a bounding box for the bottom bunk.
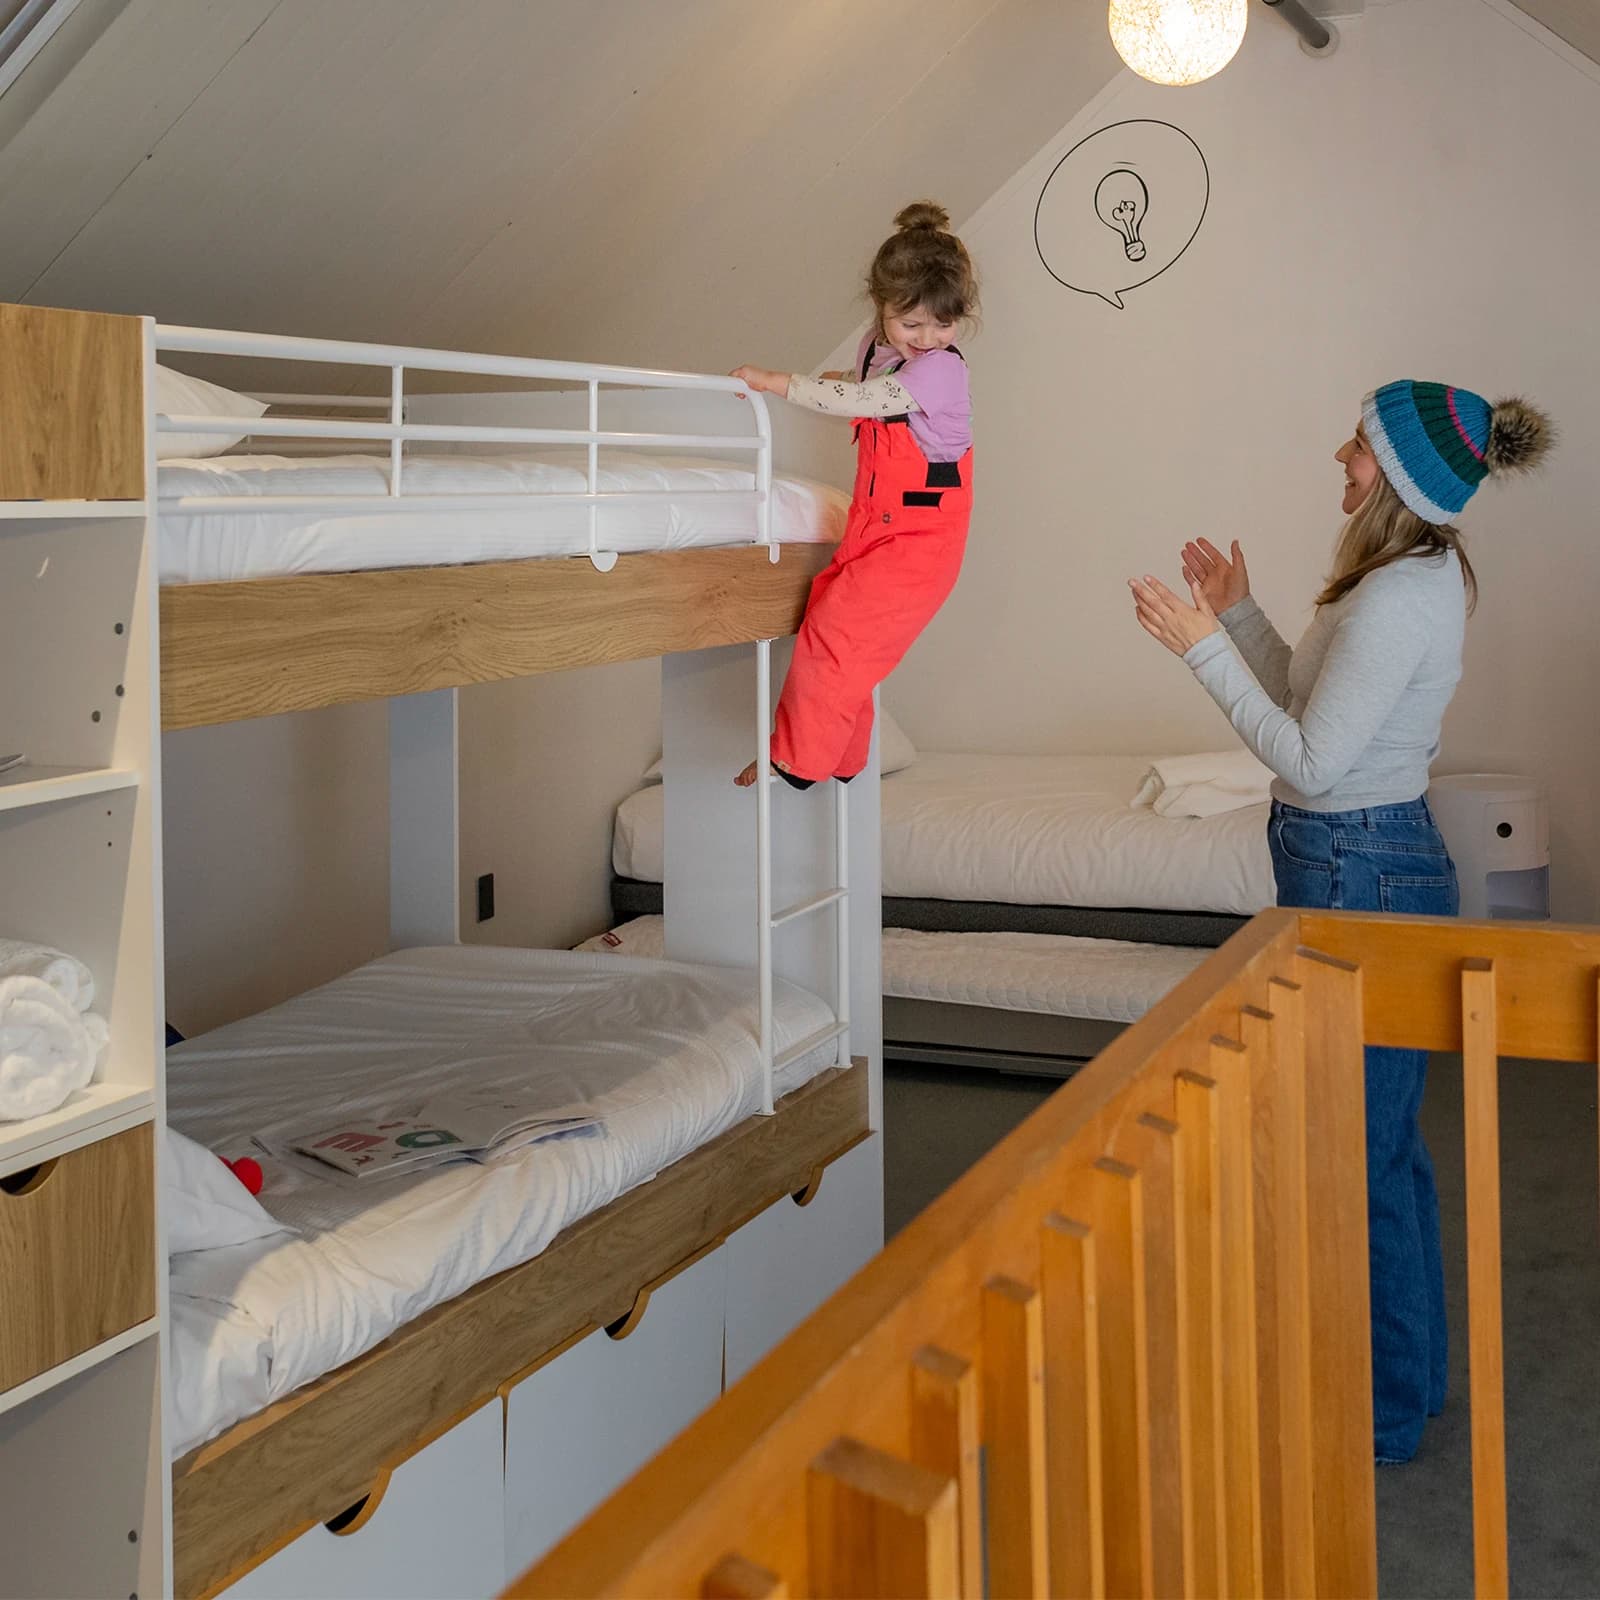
[163,944,873,1598]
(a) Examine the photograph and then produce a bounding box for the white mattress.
[615,753,1276,917]
[578,916,1209,1026]
[164,944,837,1457]
[157,449,847,584]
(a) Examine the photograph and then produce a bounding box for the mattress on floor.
[157,449,847,584]
[164,944,837,1457]
[578,916,1211,1025]
[614,753,1275,917]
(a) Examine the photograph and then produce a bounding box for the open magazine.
[262,1094,601,1182]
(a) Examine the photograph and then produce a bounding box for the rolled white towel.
[0,975,100,1121]
[1131,750,1274,819]
[0,937,96,1013]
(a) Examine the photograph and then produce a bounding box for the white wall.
[877,0,1600,919]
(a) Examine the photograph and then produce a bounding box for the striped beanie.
[1362,380,1493,525]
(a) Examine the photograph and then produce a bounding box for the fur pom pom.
[1485,397,1555,477]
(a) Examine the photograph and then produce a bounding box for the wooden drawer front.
[0,1125,155,1393]
[220,1399,503,1600]
[723,1134,882,1387]
[503,1245,726,1579]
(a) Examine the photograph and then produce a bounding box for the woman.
[1130,379,1554,1463]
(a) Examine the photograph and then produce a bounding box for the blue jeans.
[1268,797,1457,1463]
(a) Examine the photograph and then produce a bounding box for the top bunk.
[0,302,842,730]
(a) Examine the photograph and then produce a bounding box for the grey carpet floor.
[882,1056,1600,1598]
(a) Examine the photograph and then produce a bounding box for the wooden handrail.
[507,911,1600,1599]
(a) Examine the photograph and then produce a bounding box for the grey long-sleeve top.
[1180,551,1465,812]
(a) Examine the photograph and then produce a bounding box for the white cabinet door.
[221,1400,503,1600]
[723,1134,882,1388]
[503,1245,726,1583]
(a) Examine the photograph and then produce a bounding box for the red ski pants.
[771,422,971,782]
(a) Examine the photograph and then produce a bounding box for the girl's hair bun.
[895,201,950,233]
[1485,397,1556,477]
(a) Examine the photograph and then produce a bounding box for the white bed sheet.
[615,753,1276,916]
[157,449,847,584]
[578,916,1210,1025]
[164,944,837,1457]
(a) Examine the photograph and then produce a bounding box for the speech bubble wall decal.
[1034,119,1210,310]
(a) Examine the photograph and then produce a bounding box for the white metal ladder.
[753,639,851,1116]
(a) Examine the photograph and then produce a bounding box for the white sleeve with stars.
[784,373,920,417]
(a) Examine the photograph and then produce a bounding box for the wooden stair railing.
[507,910,1600,1600]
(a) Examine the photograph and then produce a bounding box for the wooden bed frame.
[175,1059,869,1598]
[160,542,829,730]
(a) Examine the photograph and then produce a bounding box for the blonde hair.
[868,202,979,330]
[1318,470,1477,611]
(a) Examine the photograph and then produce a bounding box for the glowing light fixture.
[1107,0,1249,86]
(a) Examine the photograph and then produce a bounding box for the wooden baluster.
[1248,985,1312,1600]
[910,1347,983,1600]
[1296,948,1378,1600]
[983,1277,1049,1599]
[1092,1156,1154,1599]
[1116,1113,1193,1600]
[1043,1205,1106,1600]
[808,1437,959,1600]
[1462,958,1509,1600]
[703,1553,789,1598]
[1210,1037,1264,1600]
[1240,1006,1287,1599]
[1175,1071,1227,1599]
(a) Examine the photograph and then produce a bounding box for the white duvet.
[164,945,836,1458]
[616,753,1276,917]
[157,450,847,584]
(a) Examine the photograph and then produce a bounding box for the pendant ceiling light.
[1108,0,1249,86]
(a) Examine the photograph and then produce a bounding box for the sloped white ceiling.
[1508,0,1600,63]
[0,0,1119,380]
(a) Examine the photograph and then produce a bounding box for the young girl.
[730,201,977,789]
[1130,379,1554,1463]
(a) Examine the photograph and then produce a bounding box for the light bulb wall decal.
[1096,169,1149,262]
[1107,0,1248,87]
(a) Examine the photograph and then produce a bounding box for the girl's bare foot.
[734,761,759,787]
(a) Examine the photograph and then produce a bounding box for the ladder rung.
[770,887,847,928]
[775,1019,849,1071]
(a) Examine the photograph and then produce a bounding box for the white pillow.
[876,707,918,775]
[639,706,916,784]
[164,1126,292,1256]
[153,366,267,459]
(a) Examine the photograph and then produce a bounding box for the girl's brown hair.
[868,201,979,328]
[1317,469,1478,611]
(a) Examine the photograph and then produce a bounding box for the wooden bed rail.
[508,911,1600,1600]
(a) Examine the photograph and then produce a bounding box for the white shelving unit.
[0,305,168,1600]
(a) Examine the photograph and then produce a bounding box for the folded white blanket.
[1131,750,1274,819]
[0,937,97,1013]
[0,974,108,1121]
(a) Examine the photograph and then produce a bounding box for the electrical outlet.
[476,873,495,922]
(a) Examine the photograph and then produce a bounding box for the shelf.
[0,501,146,521]
[0,764,140,814]
[0,1084,154,1176]
[0,1318,160,1420]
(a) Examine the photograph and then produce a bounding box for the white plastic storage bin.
[1429,774,1550,920]
[503,1244,726,1581]
[220,1399,503,1600]
[723,1134,883,1388]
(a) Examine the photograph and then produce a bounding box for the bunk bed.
[0,303,882,1600]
